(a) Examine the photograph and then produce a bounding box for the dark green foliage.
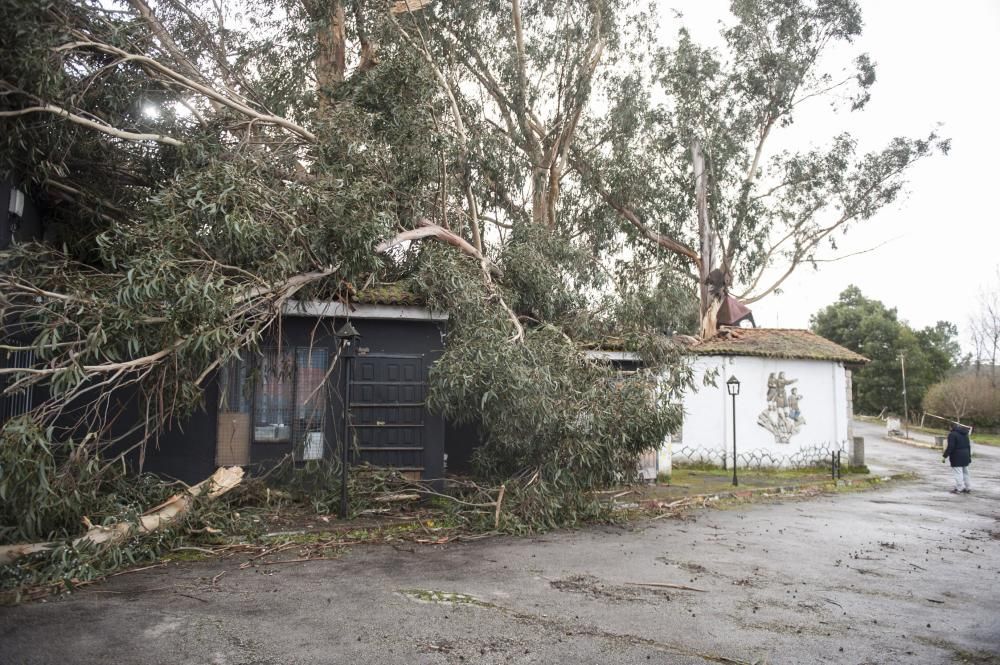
[0,418,176,544]
[811,286,960,416]
[414,246,689,529]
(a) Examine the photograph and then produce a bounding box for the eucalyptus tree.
[571,0,947,336]
[0,0,449,451]
[385,0,947,339]
[0,0,685,511]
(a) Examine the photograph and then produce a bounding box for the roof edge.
[283,300,447,321]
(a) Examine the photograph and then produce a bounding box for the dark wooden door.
[349,354,427,473]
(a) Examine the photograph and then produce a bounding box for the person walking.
[943,423,972,494]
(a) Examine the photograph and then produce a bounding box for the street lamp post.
[898,352,909,439]
[726,375,741,487]
[335,322,361,518]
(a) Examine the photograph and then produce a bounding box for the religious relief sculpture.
[757,371,806,443]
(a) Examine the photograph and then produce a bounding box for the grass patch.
[640,464,872,502]
[908,423,1000,447]
[857,415,1000,447]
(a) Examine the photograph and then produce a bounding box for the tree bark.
[693,139,719,338]
[0,467,244,567]
[307,0,346,115]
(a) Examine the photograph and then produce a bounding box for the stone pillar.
[851,436,865,467]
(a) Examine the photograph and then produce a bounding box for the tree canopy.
[811,286,960,416]
[1,0,945,496]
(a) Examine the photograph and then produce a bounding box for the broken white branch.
[0,467,244,567]
[376,220,523,342]
[0,105,184,146]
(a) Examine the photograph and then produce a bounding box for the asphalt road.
[1,420,998,665]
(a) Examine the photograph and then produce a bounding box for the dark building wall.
[138,315,452,482]
[132,384,219,483]
[3,310,482,484]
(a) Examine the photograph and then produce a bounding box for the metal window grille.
[295,348,328,461]
[0,349,36,422]
[217,347,331,461]
[254,349,295,443]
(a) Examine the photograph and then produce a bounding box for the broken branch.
[0,467,244,567]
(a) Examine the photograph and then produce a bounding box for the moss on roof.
[689,328,869,364]
[351,282,425,306]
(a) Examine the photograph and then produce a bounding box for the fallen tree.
[0,0,942,553]
[0,467,243,567]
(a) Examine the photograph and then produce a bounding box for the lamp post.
[726,375,740,487]
[898,352,909,439]
[335,322,361,518]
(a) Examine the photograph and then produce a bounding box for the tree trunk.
[693,139,719,338]
[313,0,346,115]
[531,166,551,227]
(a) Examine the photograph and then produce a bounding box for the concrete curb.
[640,474,900,510]
[887,434,941,450]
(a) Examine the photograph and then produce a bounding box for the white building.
[660,328,868,472]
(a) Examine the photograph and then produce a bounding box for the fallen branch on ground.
[0,467,244,567]
[625,581,707,592]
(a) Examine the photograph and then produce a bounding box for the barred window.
[0,349,36,422]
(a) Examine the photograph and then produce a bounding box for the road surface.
[1,420,998,664]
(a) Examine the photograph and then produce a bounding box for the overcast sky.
[661,0,1000,350]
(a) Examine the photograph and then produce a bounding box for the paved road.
[2,421,998,665]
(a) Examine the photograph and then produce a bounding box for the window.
[216,347,331,464]
[216,358,252,466]
[295,348,328,460]
[254,349,295,443]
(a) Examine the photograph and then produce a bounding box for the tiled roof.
[687,328,869,363]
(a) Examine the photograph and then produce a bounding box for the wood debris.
[626,581,707,592]
[0,466,244,566]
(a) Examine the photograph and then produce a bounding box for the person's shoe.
[949,489,961,494]
[962,489,971,493]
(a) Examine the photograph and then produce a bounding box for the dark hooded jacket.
[944,424,972,467]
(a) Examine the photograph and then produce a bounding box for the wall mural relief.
[757,371,806,443]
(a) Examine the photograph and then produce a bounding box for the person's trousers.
[952,465,971,491]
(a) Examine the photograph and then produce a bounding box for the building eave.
[283,300,448,321]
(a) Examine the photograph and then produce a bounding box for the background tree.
[811,286,959,417]
[923,373,1000,430]
[575,0,948,336]
[969,267,1000,387]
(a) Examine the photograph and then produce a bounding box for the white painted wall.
[672,355,850,468]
